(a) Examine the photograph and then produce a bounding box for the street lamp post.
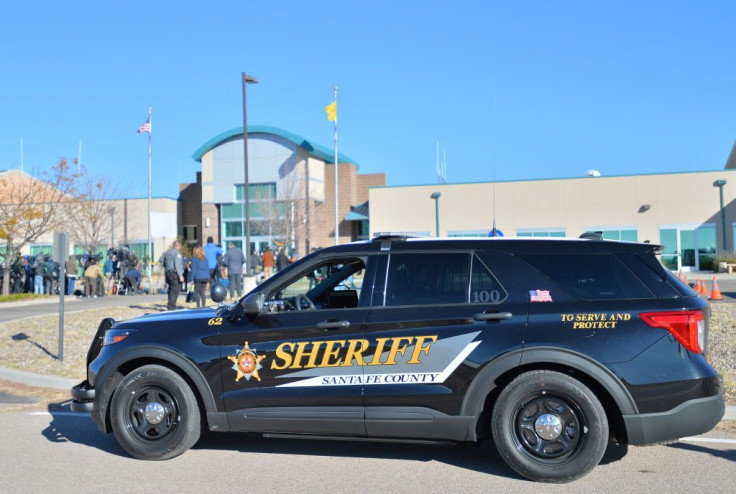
[431,192,441,237]
[242,72,259,278]
[713,179,728,251]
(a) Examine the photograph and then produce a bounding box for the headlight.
[103,329,135,346]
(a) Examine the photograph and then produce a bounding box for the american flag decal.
[529,289,552,302]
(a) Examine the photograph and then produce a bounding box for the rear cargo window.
[520,254,655,300]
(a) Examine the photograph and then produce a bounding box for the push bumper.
[70,380,95,413]
[623,393,725,445]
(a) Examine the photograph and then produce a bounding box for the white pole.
[147,107,153,293]
[333,86,339,245]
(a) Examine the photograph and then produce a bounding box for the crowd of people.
[1,239,309,310]
[0,245,145,297]
[159,237,300,310]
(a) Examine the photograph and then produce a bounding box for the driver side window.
[265,257,367,312]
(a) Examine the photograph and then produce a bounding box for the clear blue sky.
[2,1,735,199]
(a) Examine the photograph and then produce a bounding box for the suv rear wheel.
[491,370,608,483]
[110,365,201,460]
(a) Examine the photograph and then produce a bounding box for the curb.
[0,296,84,309]
[0,366,79,390]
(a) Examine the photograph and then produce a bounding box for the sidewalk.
[0,366,79,390]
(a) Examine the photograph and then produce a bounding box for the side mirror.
[243,292,265,315]
[210,282,227,303]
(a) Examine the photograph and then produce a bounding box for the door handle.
[316,320,350,329]
[473,312,513,321]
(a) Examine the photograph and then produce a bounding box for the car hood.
[119,307,220,326]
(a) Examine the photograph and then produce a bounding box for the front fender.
[91,345,220,433]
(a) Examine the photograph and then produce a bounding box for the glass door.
[659,225,716,272]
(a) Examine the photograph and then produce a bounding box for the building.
[181,126,385,256]
[1,168,177,261]
[369,169,736,272]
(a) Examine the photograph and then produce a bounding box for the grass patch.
[0,293,50,303]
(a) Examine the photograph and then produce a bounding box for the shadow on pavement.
[193,431,628,479]
[40,401,127,458]
[667,442,736,462]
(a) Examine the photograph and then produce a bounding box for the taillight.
[639,311,705,354]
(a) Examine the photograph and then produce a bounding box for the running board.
[262,433,455,446]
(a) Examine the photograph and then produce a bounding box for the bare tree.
[66,171,120,257]
[0,159,79,294]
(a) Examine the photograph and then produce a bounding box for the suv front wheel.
[110,365,201,460]
[491,370,609,483]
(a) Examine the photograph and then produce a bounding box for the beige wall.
[369,170,736,248]
[26,197,178,260]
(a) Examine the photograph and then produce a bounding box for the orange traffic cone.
[701,280,709,295]
[695,279,703,295]
[710,277,722,301]
[683,275,689,285]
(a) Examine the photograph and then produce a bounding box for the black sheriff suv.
[71,234,724,482]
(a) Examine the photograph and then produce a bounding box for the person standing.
[190,246,210,308]
[249,247,261,275]
[204,236,222,283]
[65,255,79,296]
[223,242,246,300]
[32,254,44,294]
[84,258,104,298]
[276,248,290,272]
[261,246,274,279]
[160,240,185,310]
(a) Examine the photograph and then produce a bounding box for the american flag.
[529,289,553,302]
[137,116,151,134]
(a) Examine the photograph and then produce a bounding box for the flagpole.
[333,86,339,245]
[147,106,153,294]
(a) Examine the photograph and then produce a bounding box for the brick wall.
[356,173,386,204]
[178,172,202,245]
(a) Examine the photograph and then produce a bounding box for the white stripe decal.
[278,340,482,388]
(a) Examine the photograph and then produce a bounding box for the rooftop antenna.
[491,90,499,236]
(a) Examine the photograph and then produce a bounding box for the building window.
[127,242,154,264]
[73,245,108,258]
[516,228,565,238]
[585,227,637,242]
[182,225,198,242]
[30,244,53,256]
[448,230,491,238]
[235,183,277,201]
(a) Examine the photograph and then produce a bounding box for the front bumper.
[70,380,95,413]
[623,393,725,445]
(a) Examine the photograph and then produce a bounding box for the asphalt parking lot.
[0,402,733,494]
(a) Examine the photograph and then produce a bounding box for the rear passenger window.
[385,253,469,306]
[470,254,507,304]
[521,254,655,300]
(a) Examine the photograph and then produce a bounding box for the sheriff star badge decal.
[228,341,266,382]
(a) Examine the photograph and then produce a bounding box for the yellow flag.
[325,101,336,121]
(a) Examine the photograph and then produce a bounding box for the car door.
[219,252,378,436]
[361,249,529,440]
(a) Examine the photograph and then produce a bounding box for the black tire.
[491,370,608,483]
[110,365,201,460]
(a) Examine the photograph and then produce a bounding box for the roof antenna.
[490,90,499,237]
